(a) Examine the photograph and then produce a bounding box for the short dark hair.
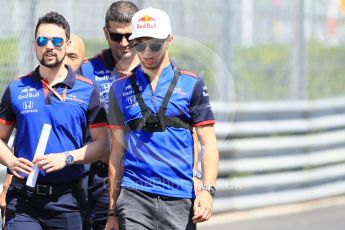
[105,1,139,27]
[35,11,70,40]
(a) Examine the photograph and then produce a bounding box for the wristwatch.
[201,185,216,197]
[65,151,74,166]
[108,208,118,217]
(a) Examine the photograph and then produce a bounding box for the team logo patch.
[126,95,136,105]
[100,83,110,92]
[18,87,40,100]
[122,84,134,97]
[66,94,85,103]
[137,15,157,29]
[95,75,109,82]
[23,101,33,110]
[173,87,187,96]
[22,100,38,114]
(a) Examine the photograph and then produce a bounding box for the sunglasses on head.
[134,40,166,53]
[107,29,132,42]
[36,36,64,48]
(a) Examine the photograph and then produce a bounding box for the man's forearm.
[108,155,124,209]
[3,173,13,188]
[196,125,219,185]
[0,140,17,169]
[201,142,219,185]
[72,127,110,164]
[108,128,126,209]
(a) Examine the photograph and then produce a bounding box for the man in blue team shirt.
[79,1,139,229]
[0,32,88,229]
[106,7,219,230]
[0,12,110,229]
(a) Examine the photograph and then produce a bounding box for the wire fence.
[1,0,345,101]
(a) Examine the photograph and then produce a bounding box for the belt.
[11,177,83,196]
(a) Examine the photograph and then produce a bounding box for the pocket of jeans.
[184,198,193,211]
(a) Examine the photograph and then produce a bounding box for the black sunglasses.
[107,29,132,42]
[134,40,166,53]
[36,36,64,48]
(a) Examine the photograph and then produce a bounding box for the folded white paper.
[26,124,52,188]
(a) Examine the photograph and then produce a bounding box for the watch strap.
[108,207,118,217]
[201,184,216,196]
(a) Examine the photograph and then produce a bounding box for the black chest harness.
[126,70,193,132]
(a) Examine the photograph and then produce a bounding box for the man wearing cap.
[106,7,219,230]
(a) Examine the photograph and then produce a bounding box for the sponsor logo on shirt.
[66,94,85,103]
[94,70,111,76]
[173,87,187,96]
[18,87,40,100]
[21,100,38,114]
[122,84,134,97]
[95,75,109,81]
[94,70,114,82]
[125,94,138,110]
[126,95,136,105]
[122,83,142,97]
[100,83,110,92]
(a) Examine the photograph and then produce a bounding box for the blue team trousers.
[5,178,83,230]
[88,161,109,230]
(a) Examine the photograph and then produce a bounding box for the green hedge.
[2,39,345,101]
[232,42,345,100]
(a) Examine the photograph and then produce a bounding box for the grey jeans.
[116,188,196,230]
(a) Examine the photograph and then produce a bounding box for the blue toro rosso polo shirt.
[108,64,215,198]
[0,65,108,184]
[80,49,117,110]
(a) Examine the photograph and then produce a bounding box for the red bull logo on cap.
[137,15,157,29]
[138,15,156,22]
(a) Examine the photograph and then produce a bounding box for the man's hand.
[105,216,119,230]
[33,153,67,173]
[192,190,213,223]
[0,185,8,221]
[0,186,8,209]
[8,157,34,178]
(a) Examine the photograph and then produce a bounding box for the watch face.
[66,155,74,165]
[210,186,216,196]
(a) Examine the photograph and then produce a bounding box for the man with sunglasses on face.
[0,12,110,229]
[106,7,219,230]
[0,32,88,230]
[79,1,139,229]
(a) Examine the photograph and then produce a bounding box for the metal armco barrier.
[1,98,345,213]
[212,97,345,213]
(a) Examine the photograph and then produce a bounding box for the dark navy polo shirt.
[108,64,215,198]
[0,65,108,184]
[80,49,117,111]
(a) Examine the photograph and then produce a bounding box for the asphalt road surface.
[199,203,345,230]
